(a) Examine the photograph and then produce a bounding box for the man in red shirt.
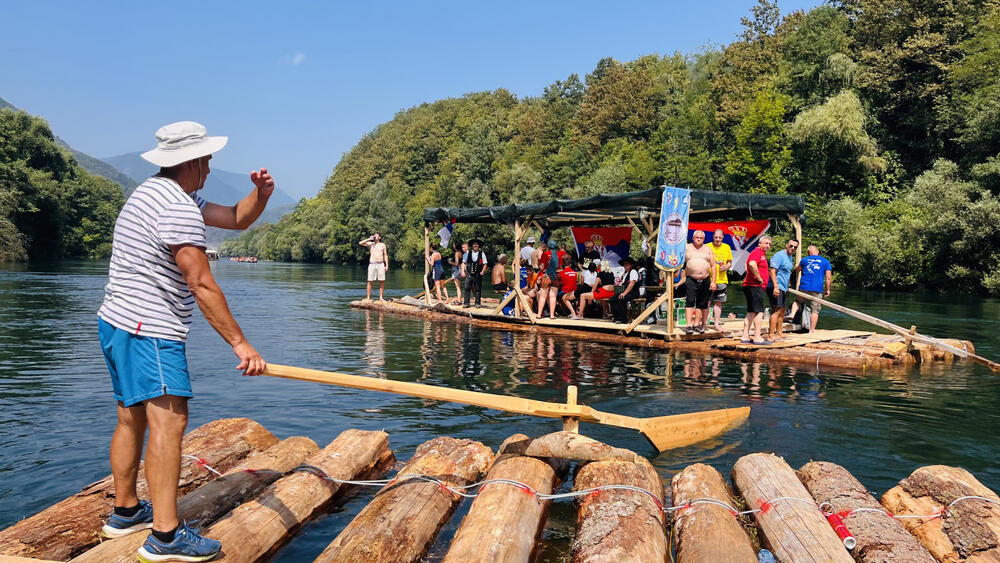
[741,236,772,345]
[558,257,580,318]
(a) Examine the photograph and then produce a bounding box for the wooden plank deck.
[711,329,876,351]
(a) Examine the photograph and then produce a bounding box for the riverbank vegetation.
[238,2,994,294]
[0,110,124,262]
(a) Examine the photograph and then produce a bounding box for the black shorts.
[743,286,766,313]
[685,276,711,309]
[492,283,508,292]
[768,288,787,310]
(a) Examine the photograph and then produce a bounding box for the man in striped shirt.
[97,121,273,561]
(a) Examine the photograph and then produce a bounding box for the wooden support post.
[513,221,523,317]
[667,273,675,336]
[514,287,536,323]
[562,385,579,433]
[905,324,917,352]
[71,437,320,563]
[316,437,494,563]
[799,461,936,563]
[0,418,277,561]
[491,290,516,315]
[624,289,672,334]
[732,453,853,562]
[423,227,432,305]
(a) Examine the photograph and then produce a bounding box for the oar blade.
[639,406,750,452]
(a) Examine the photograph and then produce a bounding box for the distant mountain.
[1,96,139,190]
[102,151,296,207]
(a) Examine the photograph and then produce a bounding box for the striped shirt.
[98,177,208,341]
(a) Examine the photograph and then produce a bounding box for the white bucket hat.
[140,121,228,167]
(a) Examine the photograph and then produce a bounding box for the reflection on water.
[1,261,999,562]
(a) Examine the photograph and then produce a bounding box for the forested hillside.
[0,109,124,261]
[222,0,1000,293]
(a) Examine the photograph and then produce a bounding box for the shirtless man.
[683,230,717,333]
[361,233,388,301]
[491,254,511,292]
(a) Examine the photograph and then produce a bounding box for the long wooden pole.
[667,274,675,335]
[786,288,1000,371]
[262,364,749,451]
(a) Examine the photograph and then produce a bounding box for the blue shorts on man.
[99,319,193,406]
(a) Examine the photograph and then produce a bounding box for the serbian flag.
[571,227,632,268]
[437,219,455,249]
[687,219,770,276]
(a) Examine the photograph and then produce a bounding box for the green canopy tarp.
[423,187,804,226]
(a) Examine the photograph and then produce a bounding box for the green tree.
[724,89,792,193]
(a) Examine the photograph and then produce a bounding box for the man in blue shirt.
[795,244,833,333]
[768,238,798,340]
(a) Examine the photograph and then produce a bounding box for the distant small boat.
[206,249,220,261]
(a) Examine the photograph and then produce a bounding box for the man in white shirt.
[97,121,272,561]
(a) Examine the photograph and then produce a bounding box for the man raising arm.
[98,121,269,563]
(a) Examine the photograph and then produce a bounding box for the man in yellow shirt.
[710,229,733,331]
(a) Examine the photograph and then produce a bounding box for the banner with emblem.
[570,227,632,269]
[687,219,770,276]
[654,186,691,271]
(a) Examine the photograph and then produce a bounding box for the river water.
[1,260,998,560]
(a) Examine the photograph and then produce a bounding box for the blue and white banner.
[654,186,691,271]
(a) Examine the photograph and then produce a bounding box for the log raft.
[5,421,1000,563]
[351,297,976,373]
[315,436,494,563]
[443,434,569,563]
[732,453,853,562]
[70,436,320,563]
[798,460,936,563]
[0,417,277,561]
[881,465,1000,562]
[671,463,756,563]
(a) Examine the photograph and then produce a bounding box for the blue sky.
[1,1,820,199]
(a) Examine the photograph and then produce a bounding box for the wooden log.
[204,429,393,563]
[443,434,569,563]
[0,418,277,561]
[316,436,494,563]
[500,431,642,463]
[572,458,666,563]
[798,461,935,563]
[881,465,1000,562]
[671,463,756,563]
[731,453,852,563]
[70,436,319,563]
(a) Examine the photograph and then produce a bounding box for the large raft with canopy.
[351,187,989,374]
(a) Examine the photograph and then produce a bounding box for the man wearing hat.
[461,239,488,307]
[519,236,536,265]
[97,121,273,561]
[610,257,641,324]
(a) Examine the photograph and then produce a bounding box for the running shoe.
[137,521,221,563]
[101,500,153,538]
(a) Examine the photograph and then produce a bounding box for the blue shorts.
[98,318,193,407]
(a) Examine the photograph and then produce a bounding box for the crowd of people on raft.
[366,228,833,337]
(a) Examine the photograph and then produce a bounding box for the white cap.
[140,121,228,167]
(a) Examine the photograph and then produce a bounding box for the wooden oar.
[786,288,1000,371]
[263,364,749,452]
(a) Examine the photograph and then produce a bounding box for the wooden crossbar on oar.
[786,288,1000,372]
[263,364,750,452]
